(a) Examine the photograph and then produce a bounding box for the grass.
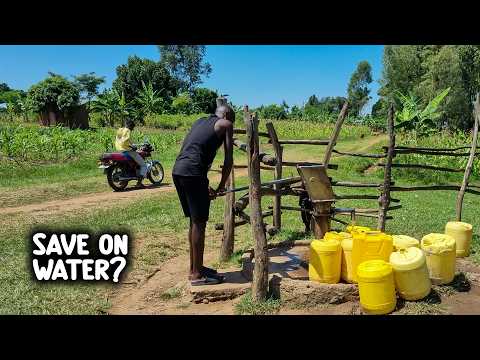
[469,235,480,265]
[211,249,246,270]
[160,286,183,301]
[0,190,216,314]
[395,301,447,315]
[1,116,480,314]
[234,290,282,315]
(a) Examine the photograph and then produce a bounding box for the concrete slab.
[242,244,310,281]
[189,269,250,304]
[242,243,359,307]
[270,276,359,307]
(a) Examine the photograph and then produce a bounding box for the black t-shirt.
[172,115,225,177]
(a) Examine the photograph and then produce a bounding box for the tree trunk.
[456,94,480,221]
[266,122,282,231]
[323,101,349,166]
[378,105,395,231]
[245,107,268,301]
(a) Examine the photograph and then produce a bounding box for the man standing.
[172,105,235,286]
[115,119,147,188]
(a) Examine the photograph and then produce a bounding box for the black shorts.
[173,175,211,222]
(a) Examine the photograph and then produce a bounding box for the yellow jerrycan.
[324,231,351,242]
[309,239,342,284]
[323,231,354,283]
[346,225,371,235]
[351,231,393,282]
[390,247,431,301]
[392,235,420,251]
[445,221,473,257]
[357,260,396,315]
[421,233,456,285]
[340,234,354,283]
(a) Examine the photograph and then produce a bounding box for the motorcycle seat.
[101,152,130,161]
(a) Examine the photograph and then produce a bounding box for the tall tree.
[73,72,105,106]
[113,55,178,105]
[379,45,480,130]
[457,45,480,117]
[306,94,320,107]
[417,46,468,129]
[0,83,11,92]
[371,98,388,118]
[318,96,347,114]
[379,45,425,105]
[27,73,80,126]
[191,87,218,114]
[0,83,25,105]
[347,60,373,116]
[157,45,212,92]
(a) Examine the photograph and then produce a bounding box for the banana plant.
[136,81,164,117]
[118,91,131,122]
[91,89,122,127]
[395,87,451,136]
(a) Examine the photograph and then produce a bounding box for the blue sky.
[0,45,384,112]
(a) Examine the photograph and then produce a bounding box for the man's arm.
[216,122,234,193]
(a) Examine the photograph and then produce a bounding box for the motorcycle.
[98,140,164,191]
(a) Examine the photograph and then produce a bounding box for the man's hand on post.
[216,185,226,196]
[208,187,218,200]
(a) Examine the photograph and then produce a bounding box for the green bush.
[144,113,207,130]
[361,115,387,132]
[171,92,195,115]
[392,130,479,183]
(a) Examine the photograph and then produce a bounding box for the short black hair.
[125,119,135,129]
[215,105,235,122]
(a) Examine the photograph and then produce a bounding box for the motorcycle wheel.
[148,161,164,185]
[107,164,129,191]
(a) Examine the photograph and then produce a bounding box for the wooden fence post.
[220,166,235,262]
[378,105,395,231]
[245,106,269,301]
[323,101,349,167]
[266,122,283,231]
[456,94,480,221]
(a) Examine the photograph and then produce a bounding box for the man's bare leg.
[188,219,193,279]
[190,220,206,280]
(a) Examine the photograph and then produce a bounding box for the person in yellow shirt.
[115,119,147,187]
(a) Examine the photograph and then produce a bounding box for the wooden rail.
[394,149,480,156]
[233,128,269,138]
[332,149,386,158]
[278,139,330,145]
[377,163,464,173]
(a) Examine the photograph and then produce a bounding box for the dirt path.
[1,169,249,217]
[0,183,175,216]
[331,133,387,158]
